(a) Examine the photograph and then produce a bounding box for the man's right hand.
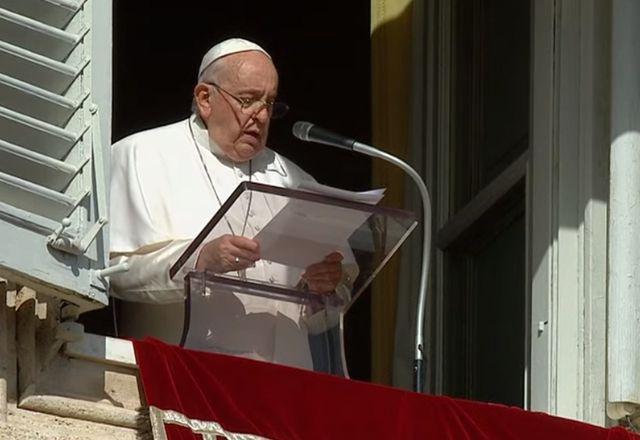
[195,234,260,273]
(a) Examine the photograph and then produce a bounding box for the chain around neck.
[188,118,253,238]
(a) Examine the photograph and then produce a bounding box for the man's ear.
[193,83,212,118]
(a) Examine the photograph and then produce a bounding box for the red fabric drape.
[133,338,636,440]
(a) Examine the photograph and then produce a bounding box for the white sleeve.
[110,135,168,253]
[110,133,205,303]
[110,135,201,303]
[109,239,202,304]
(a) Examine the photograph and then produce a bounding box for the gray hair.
[191,60,220,114]
[190,56,237,114]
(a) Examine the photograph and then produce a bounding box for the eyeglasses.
[205,81,289,120]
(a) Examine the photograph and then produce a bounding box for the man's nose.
[250,104,270,123]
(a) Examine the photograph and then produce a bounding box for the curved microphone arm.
[352,141,432,393]
[292,122,432,392]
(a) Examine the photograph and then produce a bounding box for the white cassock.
[109,114,351,370]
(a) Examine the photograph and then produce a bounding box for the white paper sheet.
[254,198,370,269]
[296,181,386,205]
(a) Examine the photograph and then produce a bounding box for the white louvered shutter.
[0,0,112,311]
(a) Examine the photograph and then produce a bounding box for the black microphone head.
[292,121,314,141]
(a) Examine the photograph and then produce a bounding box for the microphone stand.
[351,141,432,393]
[292,122,432,393]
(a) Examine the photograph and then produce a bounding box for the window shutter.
[0,0,112,310]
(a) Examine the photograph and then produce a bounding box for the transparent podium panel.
[182,271,347,374]
[170,182,417,374]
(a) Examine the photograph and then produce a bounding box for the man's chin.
[234,143,263,161]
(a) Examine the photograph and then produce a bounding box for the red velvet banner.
[133,338,636,440]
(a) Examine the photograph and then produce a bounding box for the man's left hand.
[302,252,344,295]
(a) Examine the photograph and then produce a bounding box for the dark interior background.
[82,1,373,380]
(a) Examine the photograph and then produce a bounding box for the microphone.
[293,121,433,394]
[292,121,356,151]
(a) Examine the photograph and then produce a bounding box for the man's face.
[198,52,279,162]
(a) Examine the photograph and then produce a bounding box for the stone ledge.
[65,333,137,369]
[1,402,138,440]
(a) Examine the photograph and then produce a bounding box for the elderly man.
[109,38,347,370]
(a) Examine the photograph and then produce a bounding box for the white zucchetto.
[197,38,271,79]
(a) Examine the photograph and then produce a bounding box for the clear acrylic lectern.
[170,182,417,375]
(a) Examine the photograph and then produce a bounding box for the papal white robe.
[109,114,337,369]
